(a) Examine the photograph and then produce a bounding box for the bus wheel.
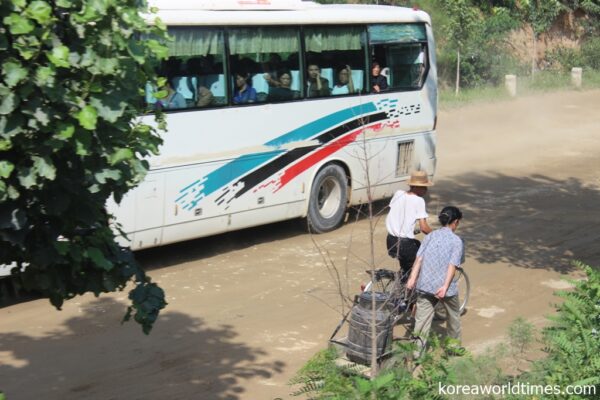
[307,164,348,233]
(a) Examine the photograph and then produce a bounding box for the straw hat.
[407,170,433,187]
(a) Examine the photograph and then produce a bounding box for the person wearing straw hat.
[385,170,433,283]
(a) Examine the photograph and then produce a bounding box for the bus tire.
[307,164,348,233]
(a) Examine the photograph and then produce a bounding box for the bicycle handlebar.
[365,269,396,281]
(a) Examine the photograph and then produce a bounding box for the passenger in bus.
[233,72,257,104]
[371,61,389,93]
[268,70,295,101]
[157,80,187,110]
[262,53,283,87]
[307,64,331,97]
[196,85,214,107]
[331,65,355,95]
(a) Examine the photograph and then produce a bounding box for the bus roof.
[147,0,431,26]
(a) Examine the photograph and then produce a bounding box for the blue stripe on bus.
[264,102,377,147]
[190,151,285,202]
[177,102,378,209]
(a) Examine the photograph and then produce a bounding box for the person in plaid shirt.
[406,206,465,357]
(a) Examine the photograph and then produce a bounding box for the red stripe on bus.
[276,122,384,191]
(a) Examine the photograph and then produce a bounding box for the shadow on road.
[136,219,307,271]
[0,297,285,400]
[431,172,600,272]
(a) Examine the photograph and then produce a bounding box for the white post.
[505,75,517,97]
[571,67,583,88]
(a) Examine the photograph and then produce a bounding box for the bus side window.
[304,26,367,97]
[368,24,429,91]
[351,70,364,92]
[172,76,198,106]
[154,27,227,110]
[228,27,301,105]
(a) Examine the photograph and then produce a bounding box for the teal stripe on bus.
[177,102,377,210]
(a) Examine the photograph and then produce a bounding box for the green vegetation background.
[318,0,600,105]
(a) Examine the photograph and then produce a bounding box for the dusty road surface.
[1,90,599,400]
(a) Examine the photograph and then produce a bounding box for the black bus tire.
[306,164,348,233]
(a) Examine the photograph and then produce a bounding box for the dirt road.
[1,90,599,400]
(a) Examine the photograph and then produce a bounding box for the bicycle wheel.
[455,268,470,314]
[434,268,470,319]
[364,269,396,295]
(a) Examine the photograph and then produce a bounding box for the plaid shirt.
[415,227,464,297]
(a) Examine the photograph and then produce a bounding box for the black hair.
[278,69,292,79]
[233,71,251,86]
[439,206,463,226]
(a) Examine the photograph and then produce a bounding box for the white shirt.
[385,190,428,239]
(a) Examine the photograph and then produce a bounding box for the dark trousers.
[386,234,421,282]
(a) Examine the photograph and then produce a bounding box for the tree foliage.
[0,0,168,333]
[519,0,564,37]
[527,262,600,394]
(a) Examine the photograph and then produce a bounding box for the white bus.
[110,0,438,251]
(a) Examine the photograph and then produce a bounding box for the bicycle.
[327,267,470,369]
[363,266,470,318]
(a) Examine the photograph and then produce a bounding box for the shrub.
[528,262,600,395]
[581,37,600,69]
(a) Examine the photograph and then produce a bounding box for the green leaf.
[94,168,121,184]
[76,105,97,130]
[0,92,19,115]
[89,95,127,123]
[7,185,19,199]
[373,372,395,389]
[109,148,134,166]
[2,60,28,88]
[12,0,28,9]
[0,140,12,151]
[0,181,6,201]
[17,167,37,188]
[13,35,41,60]
[35,66,56,87]
[0,161,15,178]
[153,89,167,100]
[32,156,56,181]
[87,247,113,271]
[355,377,372,395]
[47,45,71,68]
[95,57,119,75]
[31,108,50,127]
[127,41,146,64]
[3,14,35,35]
[56,123,75,140]
[146,40,169,60]
[156,77,167,87]
[74,131,91,156]
[0,115,24,137]
[26,1,53,25]
[56,0,73,8]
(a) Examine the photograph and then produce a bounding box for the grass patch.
[439,69,600,109]
[582,68,600,88]
[439,85,510,109]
